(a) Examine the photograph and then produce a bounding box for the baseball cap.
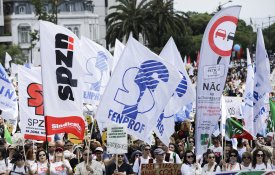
[154,148,165,155]
[95,147,103,152]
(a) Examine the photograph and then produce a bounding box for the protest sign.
[107,124,127,154]
[141,163,181,175]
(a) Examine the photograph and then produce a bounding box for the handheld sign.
[107,124,127,154]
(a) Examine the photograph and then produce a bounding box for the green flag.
[270,98,275,132]
[4,126,12,144]
[225,117,254,140]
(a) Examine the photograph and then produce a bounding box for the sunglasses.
[83,153,92,156]
[189,141,194,143]
[55,150,63,153]
[242,156,251,159]
[230,154,237,157]
[187,155,194,158]
[144,148,151,151]
[118,155,124,157]
[39,154,46,157]
[208,156,215,159]
[257,154,264,157]
[135,154,141,157]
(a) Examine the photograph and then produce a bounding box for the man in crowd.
[133,144,153,175]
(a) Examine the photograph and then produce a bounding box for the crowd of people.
[0,57,274,175]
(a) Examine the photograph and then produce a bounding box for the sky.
[174,0,275,29]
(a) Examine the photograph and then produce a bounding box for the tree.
[105,0,152,47]
[146,0,188,53]
[0,45,26,65]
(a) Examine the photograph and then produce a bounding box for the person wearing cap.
[94,146,105,175]
[105,154,134,175]
[70,145,83,173]
[133,144,152,175]
[75,148,103,175]
[153,148,168,164]
[50,147,73,175]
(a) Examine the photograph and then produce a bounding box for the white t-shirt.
[75,160,103,175]
[0,159,8,174]
[50,159,72,175]
[241,163,252,170]
[208,146,223,158]
[10,166,28,175]
[166,151,182,164]
[202,163,221,175]
[181,163,202,175]
[31,162,49,175]
[253,163,272,170]
[133,156,152,175]
[224,163,242,171]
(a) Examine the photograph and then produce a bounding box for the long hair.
[183,150,195,165]
[36,149,49,162]
[252,149,267,168]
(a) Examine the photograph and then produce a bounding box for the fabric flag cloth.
[225,117,254,140]
[39,20,85,140]
[268,99,275,132]
[95,37,182,141]
[5,52,12,69]
[18,66,51,141]
[174,103,193,122]
[253,28,272,136]
[80,36,112,105]
[4,126,12,144]
[195,6,241,156]
[187,55,191,64]
[153,37,196,146]
[196,51,200,67]
[241,48,254,134]
[112,39,125,73]
[0,63,18,134]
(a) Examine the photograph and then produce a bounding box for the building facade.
[0,0,100,65]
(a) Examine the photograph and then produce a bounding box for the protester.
[252,149,272,170]
[75,148,103,175]
[201,151,221,174]
[133,144,153,175]
[94,146,106,175]
[241,151,252,170]
[9,153,31,175]
[31,149,50,175]
[50,147,73,175]
[181,150,201,175]
[0,147,8,174]
[222,149,242,171]
[105,154,134,175]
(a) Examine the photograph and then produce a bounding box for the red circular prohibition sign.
[208,16,238,57]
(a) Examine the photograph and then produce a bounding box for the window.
[89,24,98,41]
[65,25,80,37]
[18,6,26,14]
[18,25,31,43]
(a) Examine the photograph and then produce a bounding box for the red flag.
[187,55,191,64]
[196,51,200,67]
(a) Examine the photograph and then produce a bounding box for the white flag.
[242,48,254,134]
[153,37,196,146]
[0,63,18,133]
[40,21,85,139]
[195,6,241,156]
[80,36,112,105]
[5,52,12,69]
[253,28,272,136]
[18,66,51,141]
[95,37,182,140]
[112,39,125,73]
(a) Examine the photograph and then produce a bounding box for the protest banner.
[40,20,85,139]
[80,36,112,105]
[18,66,51,141]
[223,96,242,117]
[107,124,127,154]
[195,6,241,156]
[95,37,182,140]
[141,163,181,175]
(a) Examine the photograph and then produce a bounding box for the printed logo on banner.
[156,73,188,135]
[55,33,77,101]
[109,60,169,133]
[115,60,169,119]
[0,66,9,83]
[85,51,108,91]
[27,83,44,116]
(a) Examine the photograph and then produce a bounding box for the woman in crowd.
[31,149,49,175]
[223,149,242,171]
[252,149,271,170]
[50,147,73,175]
[0,147,8,175]
[9,153,31,175]
[241,151,252,170]
[202,151,221,174]
[181,150,201,175]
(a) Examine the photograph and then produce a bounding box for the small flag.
[268,99,275,132]
[225,117,254,140]
[5,52,12,69]
[4,126,12,144]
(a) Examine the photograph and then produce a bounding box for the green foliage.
[30,0,56,23]
[263,22,275,53]
[0,45,26,65]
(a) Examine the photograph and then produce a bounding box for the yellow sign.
[68,133,82,144]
